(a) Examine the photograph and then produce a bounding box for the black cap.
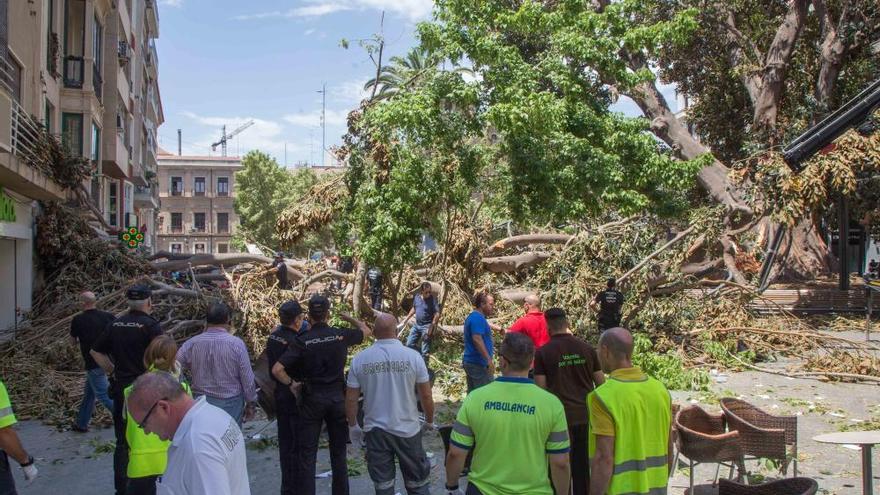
[274,251,285,258]
[607,277,616,287]
[308,294,331,315]
[126,285,152,300]
[279,300,303,319]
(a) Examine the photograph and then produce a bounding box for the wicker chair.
[720,398,798,476]
[676,405,746,492]
[718,477,818,495]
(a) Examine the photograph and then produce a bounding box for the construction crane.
[211,120,255,156]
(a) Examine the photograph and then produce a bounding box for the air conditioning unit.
[118,41,130,63]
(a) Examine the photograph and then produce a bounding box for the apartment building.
[0,0,163,332]
[157,152,242,255]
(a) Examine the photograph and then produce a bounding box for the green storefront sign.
[0,189,16,223]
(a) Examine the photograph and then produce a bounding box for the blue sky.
[155,0,678,166]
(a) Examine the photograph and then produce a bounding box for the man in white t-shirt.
[127,371,250,495]
[345,312,434,495]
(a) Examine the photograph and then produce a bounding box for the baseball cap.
[279,300,303,319]
[126,285,152,300]
[274,251,285,258]
[308,294,331,315]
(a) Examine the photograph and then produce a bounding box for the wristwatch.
[19,456,34,467]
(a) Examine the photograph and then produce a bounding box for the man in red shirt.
[507,294,549,349]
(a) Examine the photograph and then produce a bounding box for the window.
[170,213,182,233]
[217,213,229,233]
[217,243,229,254]
[46,0,55,73]
[194,177,205,196]
[108,182,118,227]
[7,55,22,102]
[170,176,183,196]
[45,100,54,132]
[193,212,206,232]
[171,243,182,254]
[90,121,100,163]
[61,113,84,155]
[217,177,229,196]
[194,243,206,254]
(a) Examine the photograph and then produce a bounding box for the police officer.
[267,252,291,290]
[271,295,372,495]
[265,300,307,495]
[91,285,163,495]
[0,379,38,494]
[590,278,625,332]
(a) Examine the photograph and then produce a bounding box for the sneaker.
[71,424,89,433]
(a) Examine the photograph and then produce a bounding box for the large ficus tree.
[338,0,879,282]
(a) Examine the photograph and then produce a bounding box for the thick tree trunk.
[486,234,574,255]
[482,252,552,273]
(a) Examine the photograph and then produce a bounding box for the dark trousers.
[570,424,590,495]
[296,394,349,495]
[111,385,130,495]
[465,483,483,495]
[126,476,157,495]
[597,315,621,332]
[0,451,17,495]
[365,428,431,495]
[370,292,383,310]
[277,411,300,495]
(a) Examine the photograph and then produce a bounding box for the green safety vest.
[589,373,671,495]
[124,373,191,478]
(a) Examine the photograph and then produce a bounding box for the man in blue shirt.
[400,282,441,358]
[462,292,501,393]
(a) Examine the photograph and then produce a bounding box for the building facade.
[157,152,241,255]
[0,0,163,333]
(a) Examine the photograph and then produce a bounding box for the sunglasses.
[136,398,166,430]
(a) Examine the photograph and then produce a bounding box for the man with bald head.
[346,312,434,495]
[127,371,250,494]
[507,294,549,351]
[70,291,115,432]
[588,328,672,495]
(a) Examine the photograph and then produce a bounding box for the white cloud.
[304,28,317,36]
[283,109,350,128]
[234,0,432,22]
[159,0,183,6]
[180,111,291,159]
[332,78,370,105]
[233,3,352,21]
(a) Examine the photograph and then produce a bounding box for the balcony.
[102,132,130,179]
[169,225,183,234]
[134,185,159,209]
[145,0,160,38]
[146,41,158,78]
[64,56,84,88]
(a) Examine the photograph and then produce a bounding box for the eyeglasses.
[136,398,165,430]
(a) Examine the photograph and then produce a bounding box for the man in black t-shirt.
[272,295,372,495]
[91,285,163,495]
[265,300,307,495]
[69,291,116,433]
[267,251,291,289]
[534,308,605,495]
[590,278,625,331]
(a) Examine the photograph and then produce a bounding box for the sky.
[154,0,679,166]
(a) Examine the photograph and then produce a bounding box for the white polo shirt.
[347,339,430,437]
[157,397,250,495]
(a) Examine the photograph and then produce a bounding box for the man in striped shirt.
[177,302,257,425]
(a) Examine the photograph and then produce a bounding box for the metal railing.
[10,100,44,168]
[64,56,84,88]
[0,55,19,100]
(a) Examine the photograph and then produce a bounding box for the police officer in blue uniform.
[90,285,163,495]
[272,295,371,495]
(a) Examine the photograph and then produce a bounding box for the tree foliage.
[235,151,332,254]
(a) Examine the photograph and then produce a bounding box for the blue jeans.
[204,394,245,426]
[462,362,493,393]
[405,323,432,357]
[76,367,114,429]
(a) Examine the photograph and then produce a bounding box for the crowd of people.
[0,270,676,495]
